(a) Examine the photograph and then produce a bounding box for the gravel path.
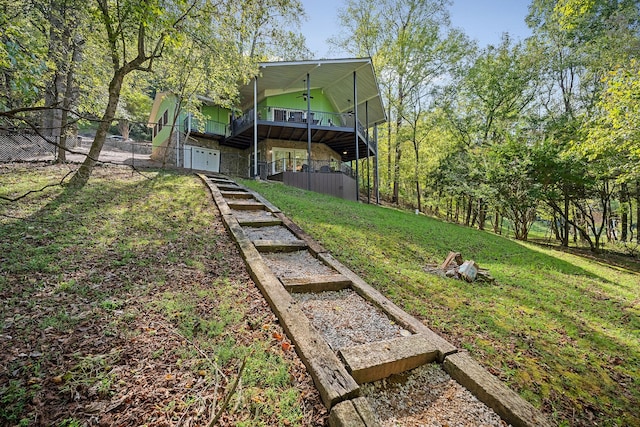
[293,289,410,351]
[262,250,337,278]
[362,363,509,427]
[243,225,298,241]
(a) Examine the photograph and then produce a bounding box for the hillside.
[241,179,640,427]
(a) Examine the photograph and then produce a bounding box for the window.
[271,148,308,174]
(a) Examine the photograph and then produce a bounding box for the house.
[148,58,386,201]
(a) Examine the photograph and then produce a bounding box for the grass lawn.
[241,179,640,427]
[0,164,325,426]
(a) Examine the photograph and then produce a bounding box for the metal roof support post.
[366,100,370,204]
[353,71,359,201]
[253,76,258,179]
[306,73,312,190]
[374,124,380,204]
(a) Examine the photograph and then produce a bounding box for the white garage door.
[184,145,220,173]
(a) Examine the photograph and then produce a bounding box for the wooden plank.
[318,252,457,362]
[216,183,243,191]
[280,275,352,293]
[443,352,552,427]
[252,240,308,252]
[236,218,283,227]
[220,190,253,199]
[220,212,360,409]
[339,335,438,384]
[329,397,380,427]
[227,200,265,210]
[274,212,327,255]
[198,173,232,216]
[440,251,462,270]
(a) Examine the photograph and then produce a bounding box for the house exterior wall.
[150,93,179,153]
[264,89,335,114]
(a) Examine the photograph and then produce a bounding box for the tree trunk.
[637,181,640,244]
[562,187,570,247]
[478,199,486,231]
[70,70,125,186]
[493,210,500,234]
[465,196,473,227]
[621,183,628,242]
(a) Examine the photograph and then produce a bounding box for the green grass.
[0,165,316,426]
[241,179,640,427]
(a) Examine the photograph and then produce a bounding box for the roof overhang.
[237,58,387,126]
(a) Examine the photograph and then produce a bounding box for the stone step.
[252,239,308,253]
[339,334,439,384]
[221,190,253,199]
[227,200,265,210]
[280,274,352,293]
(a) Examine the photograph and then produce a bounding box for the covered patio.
[227,58,386,202]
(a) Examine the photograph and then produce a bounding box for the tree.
[333,0,467,205]
[68,0,210,186]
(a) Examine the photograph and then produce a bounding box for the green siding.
[152,93,178,148]
[265,89,335,113]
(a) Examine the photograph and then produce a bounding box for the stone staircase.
[200,174,551,427]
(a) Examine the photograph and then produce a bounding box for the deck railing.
[267,159,355,178]
[232,107,375,151]
[183,115,229,137]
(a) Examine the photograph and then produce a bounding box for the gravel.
[262,250,338,278]
[243,225,299,241]
[362,363,509,427]
[292,289,410,351]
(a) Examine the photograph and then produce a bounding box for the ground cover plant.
[241,179,640,427]
[0,164,326,426]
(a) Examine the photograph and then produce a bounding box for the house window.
[163,110,169,125]
[271,148,308,174]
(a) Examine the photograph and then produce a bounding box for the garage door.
[184,145,220,173]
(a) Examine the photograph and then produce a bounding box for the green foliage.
[242,179,640,426]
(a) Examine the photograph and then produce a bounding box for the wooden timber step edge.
[280,274,352,293]
[317,251,551,427]
[236,218,283,227]
[226,200,265,210]
[220,190,253,199]
[198,174,362,416]
[199,174,551,427]
[339,334,439,385]
[252,239,308,252]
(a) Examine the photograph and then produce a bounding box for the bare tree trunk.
[465,196,473,227]
[621,183,628,242]
[563,187,570,247]
[636,181,640,244]
[70,70,125,186]
[478,199,486,231]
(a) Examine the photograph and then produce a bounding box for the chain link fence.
[0,132,56,162]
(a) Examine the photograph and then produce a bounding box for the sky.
[299,0,533,58]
